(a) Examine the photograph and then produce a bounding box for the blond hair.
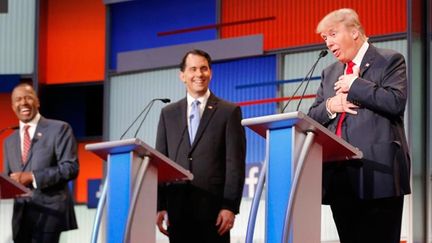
[316,8,366,38]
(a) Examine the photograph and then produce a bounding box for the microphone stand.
[0,126,19,136]
[281,50,328,113]
[295,60,321,111]
[119,99,156,139]
[133,100,156,138]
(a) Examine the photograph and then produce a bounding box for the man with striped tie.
[3,82,79,243]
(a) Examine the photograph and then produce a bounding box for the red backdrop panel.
[39,0,106,84]
[76,141,103,203]
[0,93,19,173]
[221,0,406,50]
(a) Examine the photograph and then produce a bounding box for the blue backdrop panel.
[0,75,20,93]
[109,0,217,69]
[210,55,277,164]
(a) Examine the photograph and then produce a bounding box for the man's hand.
[327,93,359,115]
[334,65,360,94]
[215,209,235,236]
[10,172,33,186]
[156,210,169,236]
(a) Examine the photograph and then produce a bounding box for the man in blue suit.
[155,49,246,243]
[308,8,411,243]
[3,83,79,243]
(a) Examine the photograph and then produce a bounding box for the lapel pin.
[208,106,213,109]
[365,63,370,68]
[37,132,42,137]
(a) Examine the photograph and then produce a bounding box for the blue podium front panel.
[267,127,293,243]
[107,152,132,243]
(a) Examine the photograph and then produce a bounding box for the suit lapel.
[190,93,218,149]
[331,63,345,88]
[359,44,376,77]
[23,117,47,169]
[176,99,190,146]
[9,132,23,169]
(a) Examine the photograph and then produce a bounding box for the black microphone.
[296,50,328,111]
[120,98,171,139]
[133,98,171,138]
[0,125,19,135]
[281,50,328,113]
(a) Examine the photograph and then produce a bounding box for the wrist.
[326,97,333,114]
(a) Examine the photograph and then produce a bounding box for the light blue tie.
[189,100,201,144]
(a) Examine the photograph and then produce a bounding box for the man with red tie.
[4,83,79,243]
[308,8,410,243]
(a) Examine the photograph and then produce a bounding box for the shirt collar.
[187,89,210,107]
[20,113,41,130]
[351,41,369,66]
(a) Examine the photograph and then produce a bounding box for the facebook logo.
[243,163,263,199]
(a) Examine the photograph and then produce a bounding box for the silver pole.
[91,177,108,243]
[246,129,270,243]
[123,156,150,243]
[245,158,267,243]
[282,131,315,243]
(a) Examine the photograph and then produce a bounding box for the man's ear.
[179,72,186,83]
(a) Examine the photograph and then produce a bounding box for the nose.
[18,98,27,105]
[195,69,203,76]
[325,39,333,48]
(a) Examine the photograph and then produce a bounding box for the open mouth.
[331,49,339,57]
[19,107,31,116]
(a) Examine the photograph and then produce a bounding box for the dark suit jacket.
[156,93,246,224]
[308,44,411,203]
[3,116,79,239]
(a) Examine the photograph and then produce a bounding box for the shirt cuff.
[31,172,37,189]
[326,98,337,119]
[348,76,357,88]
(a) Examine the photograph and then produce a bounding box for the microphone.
[296,50,328,111]
[281,50,328,113]
[120,98,171,139]
[0,125,19,135]
[133,98,171,138]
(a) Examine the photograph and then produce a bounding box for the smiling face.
[11,84,40,123]
[320,22,361,63]
[180,53,212,98]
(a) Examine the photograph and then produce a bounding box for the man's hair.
[316,8,366,37]
[179,49,212,71]
[13,82,35,93]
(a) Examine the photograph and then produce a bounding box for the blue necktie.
[189,100,201,144]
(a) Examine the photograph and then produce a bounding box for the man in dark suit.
[308,8,410,243]
[3,83,79,243]
[155,49,246,243]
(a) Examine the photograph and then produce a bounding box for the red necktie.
[335,61,355,137]
[22,125,31,163]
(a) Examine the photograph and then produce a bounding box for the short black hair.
[179,49,212,72]
[13,81,34,92]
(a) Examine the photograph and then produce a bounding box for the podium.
[242,111,363,243]
[86,138,193,243]
[0,173,30,199]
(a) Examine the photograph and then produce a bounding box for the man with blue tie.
[155,49,246,243]
[308,8,410,243]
